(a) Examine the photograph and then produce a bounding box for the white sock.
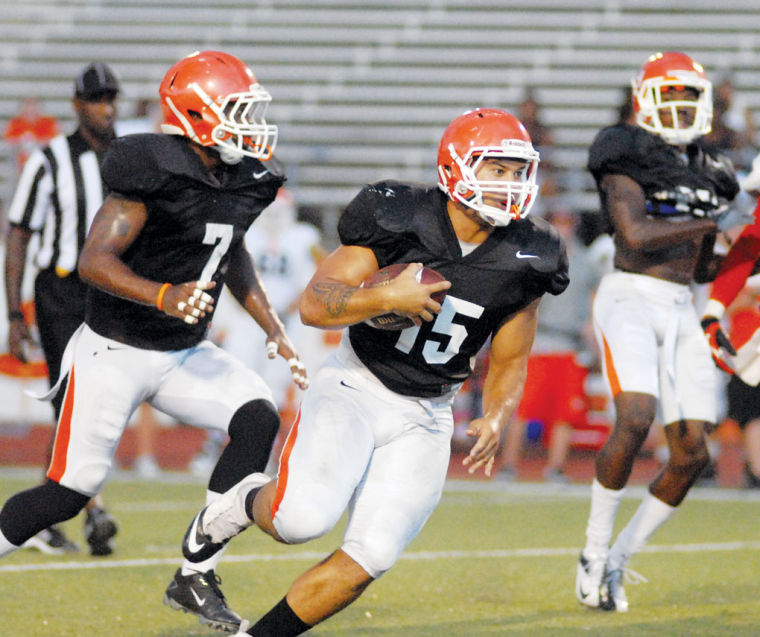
[181,490,225,576]
[583,478,625,560]
[608,492,675,571]
[0,527,20,558]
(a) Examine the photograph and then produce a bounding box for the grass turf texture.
[1,474,759,636]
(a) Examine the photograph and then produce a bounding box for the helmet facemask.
[633,74,712,146]
[440,140,539,227]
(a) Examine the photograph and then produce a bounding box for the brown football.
[361,264,447,330]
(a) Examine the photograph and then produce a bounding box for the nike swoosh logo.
[185,513,206,554]
[516,251,539,259]
[106,345,126,351]
[253,169,270,179]
[190,588,206,607]
[340,380,359,391]
[579,587,590,599]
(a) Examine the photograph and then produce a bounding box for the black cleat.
[163,568,242,633]
[182,506,229,563]
[85,506,118,556]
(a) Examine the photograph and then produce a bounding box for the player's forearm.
[299,280,393,329]
[480,366,527,436]
[78,251,162,307]
[242,289,288,339]
[620,216,717,252]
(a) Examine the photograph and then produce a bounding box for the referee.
[4,62,120,556]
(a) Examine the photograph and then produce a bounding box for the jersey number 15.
[395,295,483,364]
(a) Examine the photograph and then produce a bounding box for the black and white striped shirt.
[6,129,107,275]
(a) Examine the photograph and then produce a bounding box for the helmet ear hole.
[188,110,203,121]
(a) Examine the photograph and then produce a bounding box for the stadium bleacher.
[0,0,758,233]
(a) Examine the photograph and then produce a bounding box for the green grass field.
[1,471,759,636]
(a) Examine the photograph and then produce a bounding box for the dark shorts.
[727,374,760,429]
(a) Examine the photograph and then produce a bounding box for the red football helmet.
[631,51,712,146]
[437,108,539,226]
[159,50,277,163]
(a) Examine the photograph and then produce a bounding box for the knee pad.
[0,479,89,545]
[273,483,346,545]
[208,399,280,493]
[274,504,336,545]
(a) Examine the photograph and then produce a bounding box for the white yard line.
[2,540,760,574]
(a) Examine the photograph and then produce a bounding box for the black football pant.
[33,268,87,462]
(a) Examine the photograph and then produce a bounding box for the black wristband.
[8,310,24,322]
[700,316,718,330]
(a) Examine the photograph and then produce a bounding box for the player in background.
[575,51,743,612]
[176,107,568,636]
[0,50,308,634]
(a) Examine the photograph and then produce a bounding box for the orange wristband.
[156,283,171,311]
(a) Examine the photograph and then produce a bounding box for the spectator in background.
[3,97,60,174]
[704,74,756,173]
[716,75,755,148]
[518,88,561,210]
[117,98,161,136]
[3,62,121,556]
[615,85,636,125]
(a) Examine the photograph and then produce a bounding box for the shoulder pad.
[588,124,663,182]
[338,180,424,246]
[510,217,570,296]
[102,134,174,196]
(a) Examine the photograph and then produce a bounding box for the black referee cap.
[74,62,120,101]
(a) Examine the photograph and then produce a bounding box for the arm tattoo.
[312,282,356,317]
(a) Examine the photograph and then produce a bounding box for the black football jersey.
[588,123,739,227]
[86,134,285,350]
[339,180,569,398]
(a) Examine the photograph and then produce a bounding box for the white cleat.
[604,566,647,612]
[575,552,610,609]
[234,619,251,636]
[605,569,628,612]
[203,472,272,544]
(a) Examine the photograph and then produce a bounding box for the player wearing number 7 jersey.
[175,108,568,636]
[0,50,308,634]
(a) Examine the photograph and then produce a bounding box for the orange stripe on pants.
[600,331,622,398]
[47,367,75,482]
[271,407,301,519]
